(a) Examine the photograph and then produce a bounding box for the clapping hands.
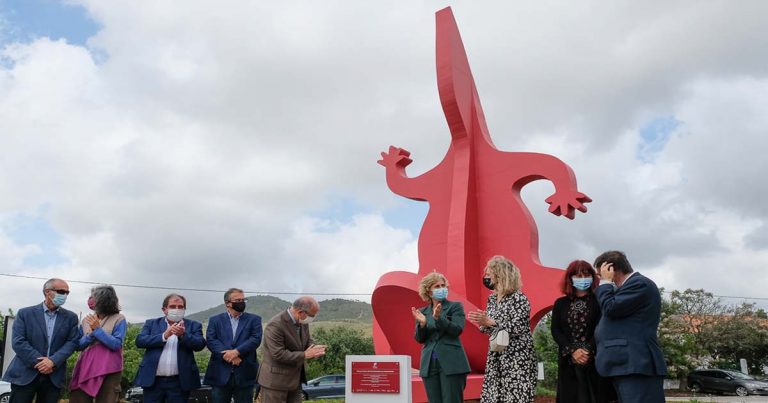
[163,321,185,339]
[411,307,426,327]
[467,310,495,327]
[84,314,100,330]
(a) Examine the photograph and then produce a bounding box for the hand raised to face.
[599,262,614,282]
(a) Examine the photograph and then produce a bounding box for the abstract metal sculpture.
[373,7,591,374]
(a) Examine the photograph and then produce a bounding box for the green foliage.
[532,313,558,391]
[704,302,768,375]
[311,299,373,323]
[63,351,81,398]
[659,288,727,385]
[0,308,15,343]
[659,289,768,380]
[123,323,144,383]
[305,325,374,380]
[195,348,211,374]
[535,384,556,397]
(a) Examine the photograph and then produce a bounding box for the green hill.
[186,295,372,325]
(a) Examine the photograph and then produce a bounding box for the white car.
[0,380,11,403]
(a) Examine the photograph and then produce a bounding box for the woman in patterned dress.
[551,260,616,403]
[468,256,537,402]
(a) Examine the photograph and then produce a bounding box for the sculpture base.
[411,373,483,402]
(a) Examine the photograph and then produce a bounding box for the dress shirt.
[156,321,180,376]
[42,303,58,356]
[287,309,301,336]
[228,312,240,339]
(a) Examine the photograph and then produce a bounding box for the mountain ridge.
[185,295,373,324]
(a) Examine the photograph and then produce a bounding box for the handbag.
[489,329,509,352]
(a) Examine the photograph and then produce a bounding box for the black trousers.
[9,374,61,403]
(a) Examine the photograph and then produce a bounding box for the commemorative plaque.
[351,361,400,393]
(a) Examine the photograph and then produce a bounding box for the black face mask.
[231,301,246,313]
[482,277,494,290]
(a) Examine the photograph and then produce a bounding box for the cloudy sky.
[1,1,767,322]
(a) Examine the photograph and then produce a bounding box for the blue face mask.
[571,277,592,291]
[432,287,449,301]
[52,293,67,307]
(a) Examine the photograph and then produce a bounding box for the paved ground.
[666,395,768,402]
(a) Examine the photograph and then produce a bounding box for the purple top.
[69,317,126,396]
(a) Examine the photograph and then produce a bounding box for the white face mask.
[299,313,315,325]
[166,308,185,323]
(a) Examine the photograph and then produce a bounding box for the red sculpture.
[372,7,591,375]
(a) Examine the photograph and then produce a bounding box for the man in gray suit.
[594,250,667,403]
[257,297,326,403]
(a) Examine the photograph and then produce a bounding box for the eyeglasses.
[166,304,185,309]
[229,299,248,303]
[48,289,70,295]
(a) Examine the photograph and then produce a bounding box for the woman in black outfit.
[551,260,615,403]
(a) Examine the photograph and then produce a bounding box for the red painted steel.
[373,6,591,378]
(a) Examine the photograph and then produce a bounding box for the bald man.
[257,297,326,403]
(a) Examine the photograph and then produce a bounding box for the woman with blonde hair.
[468,256,537,402]
[412,272,471,403]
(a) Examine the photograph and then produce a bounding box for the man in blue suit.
[2,278,79,403]
[134,293,206,403]
[204,288,262,403]
[594,251,667,403]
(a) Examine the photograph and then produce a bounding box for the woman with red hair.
[551,260,615,403]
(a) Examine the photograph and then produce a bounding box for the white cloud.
[1,1,768,319]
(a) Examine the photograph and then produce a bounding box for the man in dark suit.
[594,250,667,403]
[134,293,206,403]
[257,297,326,403]
[2,278,79,403]
[204,288,262,403]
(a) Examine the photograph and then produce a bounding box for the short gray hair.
[42,278,63,293]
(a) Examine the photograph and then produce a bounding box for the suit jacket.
[2,303,79,388]
[133,317,206,392]
[257,310,311,391]
[414,300,470,377]
[204,311,262,387]
[594,273,668,377]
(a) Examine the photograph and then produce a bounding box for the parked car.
[0,380,11,403]
[687,369,768,396]
[125,375,216,403]
[302,375,345,400]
